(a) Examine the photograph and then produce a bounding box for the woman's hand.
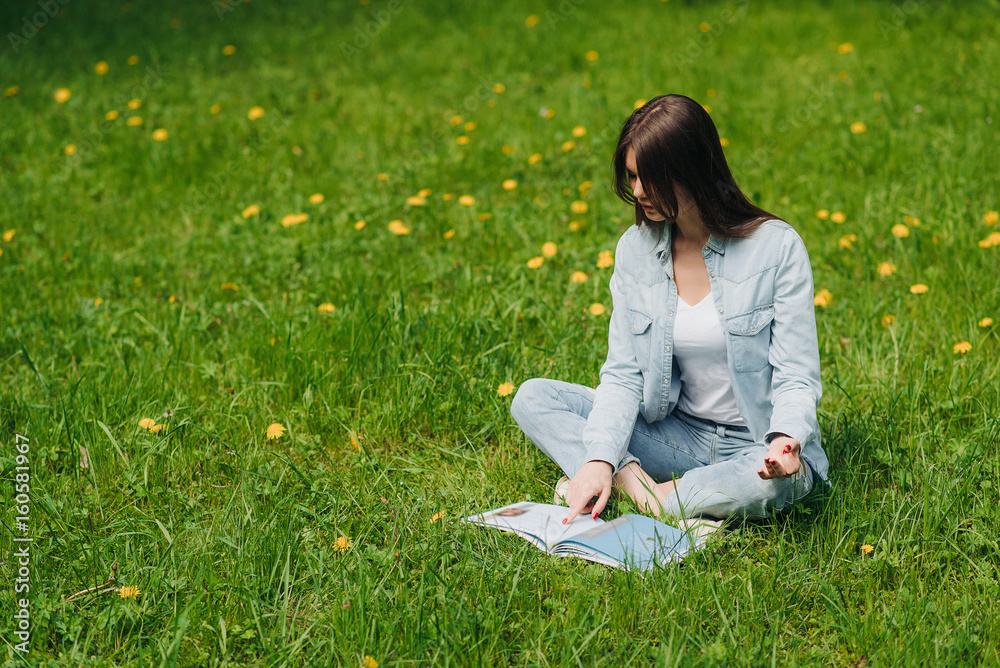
[757,434,802,479]
[563,460,613,524]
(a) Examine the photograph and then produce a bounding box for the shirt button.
[709,272,715,278]
[718,309,724,314]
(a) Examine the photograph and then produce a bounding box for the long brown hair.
[612,94,774,238]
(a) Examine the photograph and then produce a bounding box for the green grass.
[2,0,1000,665]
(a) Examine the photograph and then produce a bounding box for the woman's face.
[625,148,666,222]
[625,147,696,224]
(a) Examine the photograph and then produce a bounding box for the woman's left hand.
[757,434,802,479]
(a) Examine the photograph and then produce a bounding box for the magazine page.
[463,502,605,551]
[552,514,698,571]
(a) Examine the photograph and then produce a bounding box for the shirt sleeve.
[582,238,644,468]
[765,228,822,447]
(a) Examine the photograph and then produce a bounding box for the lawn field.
[2,0,1000,665]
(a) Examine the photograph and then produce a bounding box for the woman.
[511,94,828,529]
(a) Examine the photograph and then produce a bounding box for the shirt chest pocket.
[724,305,774,372]
[627,308,654,371]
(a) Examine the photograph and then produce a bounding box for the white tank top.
[673,291,746,426]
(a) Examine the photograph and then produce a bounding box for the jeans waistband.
[675,409,752,439]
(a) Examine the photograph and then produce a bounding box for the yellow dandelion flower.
[814,289,833,307]
[281,213,308,227]
[568,221,582,232]
[247,106,264,120]
[93,297,101,305]
[860,543,873,554]
[561,141,576,152]
[222,44,236,55]
[3,229,15,242]
[458,195,475,206]
[571,200,588,214]
[528,153,543,165]
[979,317,993,327]
[378,173,389,182]
[707,88,717,98]
[874,91,883,101]
[578,180,592,192]
[441,193,454,201]
[152,129,168,141]
[149,423,165,434]
[456,135,470,145]
[589,303,606,316]
[527,256,544,269]
[909,283,929,295]
[877,262,896,277]
[127,99,141,110]
[209,104,221,114]
[493,83,505,93]
[450,115,463,126]
[64,144,77,155]
[242,205,260,218]
[464,121,476,132]
[839,43,854,54]
[571,271,588,283]
[543,108,555,119]
[850,122,867,134]
[3,86,19,97]
[126,117,143,127]
[984,211,999,226]
[502,179,517,191]
[720,137,729,147]
[541,242,557,257]
[334,535,352,552]
[596,250,614,268]
[502,145,515,155]
[54,88,71,103]
[388,220,411,235]
[354,220,366,230]
[891,224,910,238]
[168,295,177,304]
[407,196,426,206]
[362,656,377,668]
[127,55,139,65]
[525,14,539,26]
[416,188,431,197]
[953,341,972,354]
[105,110,119,120]
[830,211,846,224]
[139,418,157,430]
[95,61,109,75]
[698,22,711,32]
[266,422,286,440]
[430,511,446,522]
[571,126,587,138]
[443,229,455,239]
[634,99,647,110]
[310,193,324,204]
[117,585,141,599]
[221,282,239,291]
[584,50,599,61]
[838,234,857,249]
[317,303,335,313]
[881,315,896,328]
[816,209,830,220]
[477,212,491,221]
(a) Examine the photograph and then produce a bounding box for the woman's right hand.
[563,460,613,524]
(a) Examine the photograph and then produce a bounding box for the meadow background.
[2,0,999,665]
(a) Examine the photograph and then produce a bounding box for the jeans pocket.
[725,305,773,372]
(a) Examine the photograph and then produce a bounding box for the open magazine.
[462,502,702,572]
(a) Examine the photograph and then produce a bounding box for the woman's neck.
[672,207,710,249]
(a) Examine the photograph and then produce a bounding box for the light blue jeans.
[511,378,815,521]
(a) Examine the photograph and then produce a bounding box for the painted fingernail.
[562,518,568,525]
[784,445,791,453]
[592,512,598,520]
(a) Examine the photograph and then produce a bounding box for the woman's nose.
[632,178,644,199]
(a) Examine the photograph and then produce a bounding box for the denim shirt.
[583,219,830,480]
